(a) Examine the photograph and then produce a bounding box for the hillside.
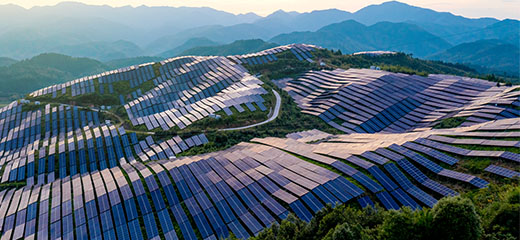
[430,39,520,76]
[271,20,452,57]
[179,39,279,56]
[0,57,16,66]
[0,53,109,101]
[157,37,220,58]
[50,40,145,61]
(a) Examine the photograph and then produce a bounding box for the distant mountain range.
[270,20,452,57]
[430,40,519,75]
[0,1,518,75]
[178,39,279,57]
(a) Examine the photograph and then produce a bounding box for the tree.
[331,222,361,240]
[431,196,483,240]
[380,207,431,240]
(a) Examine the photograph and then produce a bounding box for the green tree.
[331,222,361,240]
[431,196,483,240]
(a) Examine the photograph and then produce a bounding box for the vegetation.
[0,53,108,102]
[0,57,17,67]
[228,183,519,240]
[433,116,467,129]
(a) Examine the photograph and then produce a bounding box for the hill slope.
[0,53,110,101]
[0,57,16,67]
[430,39,520,76]
[157,37,220,58]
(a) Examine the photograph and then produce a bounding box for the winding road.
[220,89,282,131]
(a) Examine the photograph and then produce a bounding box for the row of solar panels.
[29,62,155,98]
[281,68,518,134]
[126,57,247,119]
[125,77,268,131]
[229,44,318,65]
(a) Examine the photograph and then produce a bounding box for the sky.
[0,0,518,19]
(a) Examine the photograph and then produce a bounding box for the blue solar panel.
[192,213,213,238]
[390,188,421,210]
[226,195,248,216]
[124,199,138,221]
[357,196,375,208]
[143,213,159,238]
[115,224,130,240]
[128,219,144,240]
[228,220,250,240]
[151,190,166,210]
[100,211,114,232]
[178,220,198,240]
[397,159,428,183]
[376,191,400,210]
[406,186,437,208]
[289,200,313,222]
[301,192,324,213]
[250,205,276,227]
[204,208,228,239]
[240,212,263,234]
[136,194,152,214]
[323,181,351,203]
[352,172,383,193]
[384,163,414,190]
[367,166,398,191]
[214,200,236,224]
[157,209,175,233]
[312,185,339,207]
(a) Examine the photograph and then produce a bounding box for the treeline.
[0,53,160,103]
[229,184,519,240]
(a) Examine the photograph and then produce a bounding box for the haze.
[1,0,519,19]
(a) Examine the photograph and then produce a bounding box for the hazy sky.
[0,0,518,19]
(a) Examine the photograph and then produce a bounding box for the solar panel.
[484,165,520,178]
[289,200,313,222]
[375,191,399,210]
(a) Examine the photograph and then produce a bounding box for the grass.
[433,117,467,129]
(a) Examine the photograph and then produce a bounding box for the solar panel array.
[286,129,332,143]
[229,44,319,64]
[0,141,367,240]
[27,44,320,132]
[0,103,209,186]
[276,68,519,133]
[125,56,268,130]
[29,63,156,98]
[3,44,518,239]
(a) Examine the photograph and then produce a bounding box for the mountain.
[0,2,261,59]
[0,53,110,101]
[50,40,145,61]
[430,39,520,76]
[179,39,279,56]
[0,57,17,67]
[351,1,500,45]
[271,20,452,57]
[157,38,220,58]
[145,24,277,55]
[353,1,497,27]
[253,9,353,33]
